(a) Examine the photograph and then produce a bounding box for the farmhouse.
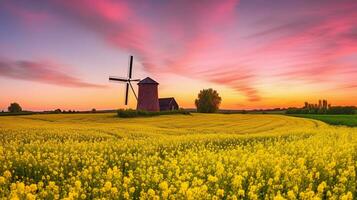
[159,97,179,111]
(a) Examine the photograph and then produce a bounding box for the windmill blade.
[109,77,128,82]
[129,79,140,82]
[128,82,138,100]
[125,82,129,105]
[128,55,133,78]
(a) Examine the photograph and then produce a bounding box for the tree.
[195,88,222,113]
[8,102,22,113]
[91,108,96,113]
[54,109,62,113]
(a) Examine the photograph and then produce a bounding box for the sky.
[0,0,356,111]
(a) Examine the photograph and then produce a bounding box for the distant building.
[159,97,179,111]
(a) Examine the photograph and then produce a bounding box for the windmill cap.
[138,77,159,85]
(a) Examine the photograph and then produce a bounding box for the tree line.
[4,103,97,114]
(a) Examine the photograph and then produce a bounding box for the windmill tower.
[137,77,160,111]
[109,55,160,111]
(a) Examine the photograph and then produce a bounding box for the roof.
[159,97,177,106]
[138,77,159,84]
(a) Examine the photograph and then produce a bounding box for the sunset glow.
[1,0,356,111]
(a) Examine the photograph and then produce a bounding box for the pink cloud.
[198,67,260,101]
[88,0,130,22]
[3,0,357,102]
[251,4,357,85]
[0,58,105,88]
[46,0,261,100]
[2,1,50,29]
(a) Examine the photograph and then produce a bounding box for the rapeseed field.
[0,114,356,199]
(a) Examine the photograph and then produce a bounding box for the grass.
[288,114,357,127]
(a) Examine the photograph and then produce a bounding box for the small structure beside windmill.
[159,97,179,111]
[109,56,179,112]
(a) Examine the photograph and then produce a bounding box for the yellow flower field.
[0,114,356,199]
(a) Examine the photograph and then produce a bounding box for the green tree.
[195,88,222,113]
[8,102,22,113]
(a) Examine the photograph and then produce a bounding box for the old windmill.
[109,55,178,112]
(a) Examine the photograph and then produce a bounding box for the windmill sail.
[128,55,133,78]
[109,55,140,105]
[125,82,129,105]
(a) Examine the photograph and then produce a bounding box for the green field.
[289,114,357,127]
[0,113,356,199]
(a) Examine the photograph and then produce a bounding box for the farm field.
[289,114,357,127]
[0,113,356,199]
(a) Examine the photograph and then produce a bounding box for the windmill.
[109,55,140,105]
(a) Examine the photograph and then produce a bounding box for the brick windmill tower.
[109,56,160,111]
[137,77,160,111]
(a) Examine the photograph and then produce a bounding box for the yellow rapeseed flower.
[0,176,6,184]
[104,181,112,191]
[0,113,355,199]
[3,170,11,179]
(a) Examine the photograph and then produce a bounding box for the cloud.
[198,67,260,101]
[46,0,260,100]
[2,0,261,101]
[248,1,357,86]
[245,19,315,39]
[3,0,357,102]
[0,58,105,88]
[1,1,51,29]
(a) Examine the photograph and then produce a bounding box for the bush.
[195,88,222,113]
[117,109,190,118]
[117,109,139,118]
[286,106,356,115]
[327,106,356,115]
[8,102,22,113]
